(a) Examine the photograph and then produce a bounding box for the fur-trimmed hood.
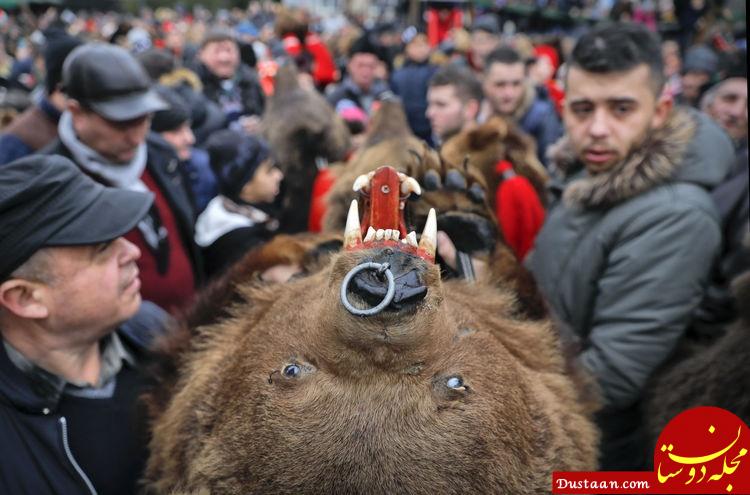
[550,107,734,208]
[512,83,537,123]
[158,67,203,92]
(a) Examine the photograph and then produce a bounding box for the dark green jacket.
[528,108,734,411]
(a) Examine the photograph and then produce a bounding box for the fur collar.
[159,67,203,92]
[512,84,536,122]
[551,108,696,208]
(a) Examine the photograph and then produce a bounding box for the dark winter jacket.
[0,97,61,165]
[0,302,170,495]
[527,108,734,468]
[326,77,393,116]
[390,61,437,143]
[514,85,562,168]
[692,143,750,333]
[194,62,265,123]
[182,146,218,215]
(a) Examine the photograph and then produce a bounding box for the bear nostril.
[350,268,427,310]
[390,270,427,307]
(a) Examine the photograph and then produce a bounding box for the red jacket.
[282,33,337,87]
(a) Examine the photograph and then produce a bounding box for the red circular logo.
[654,406,750,493]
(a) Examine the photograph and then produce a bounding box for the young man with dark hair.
[482,46,562,166]
[527,23,735,470]
[426,64,483,144]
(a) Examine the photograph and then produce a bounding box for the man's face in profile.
[33,238,143,336]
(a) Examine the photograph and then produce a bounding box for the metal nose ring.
[340,262,395,316]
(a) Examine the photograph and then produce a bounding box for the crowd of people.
[0,1,747,492]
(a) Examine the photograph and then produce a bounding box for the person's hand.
[436,230,487,280]
[239,115,262,135]
[260,263,301,283]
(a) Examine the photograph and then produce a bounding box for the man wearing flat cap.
[0,155,170,494]
[46,42,203,314]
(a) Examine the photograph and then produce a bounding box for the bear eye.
[283,364,301,378]
[446,376,464,390]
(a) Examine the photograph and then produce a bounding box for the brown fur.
[484,243,549,321]
[324,101,489,236]
[143,233,342,422]
[261,65,351,232]
[646,270,750,444]
[323,141,443,234]
[158,67,203,92]
[440,117,550,207]
[552,108,696,208]
[323,102,442,232]
[274,6,309,40]
[361,100,415,148]
[145,248,599,493]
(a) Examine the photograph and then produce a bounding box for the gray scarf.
[57,111,148,192]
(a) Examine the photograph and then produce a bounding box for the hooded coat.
[527,107,734,469]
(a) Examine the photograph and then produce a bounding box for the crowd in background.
[0,1,745,116]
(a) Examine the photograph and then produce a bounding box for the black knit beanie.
[137,48,177,80]
[44,34,83,95]
[349,33,384,61]
[151,85,191,133]
[206,129,271,203]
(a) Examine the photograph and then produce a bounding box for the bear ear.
[485,116,510,137]
[467,125,501,150]
[273,65,301,96]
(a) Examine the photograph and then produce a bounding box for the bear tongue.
[344,166,435,263]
